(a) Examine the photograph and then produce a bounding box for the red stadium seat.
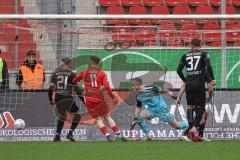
[144,41,157,46]
[217,7,238,24]
[179,32,202,41]
[151,6,172,24]
[105,7,127,24]
[195,6,217,24]
[226,32,240,42]
[234,41,240,46]
[121,0,143,6]
[210,0,232,6]
[159,24,176,30]
[0,34,6,42]
[143,0,165,6]
[112,25,135,42]
[99,0,121,6]
[166,0,188,6]
[0,7,15,14]
[173,6,194,24]
[166,41,184,47]
[226,24,240,30]
[210,41,222,47]
[128,7,149,25]
[203,23,220,30]
[188,0,210,6]
[232,0,240,6]
[135,28,157,42]
[181,24,198,30]
[204,33,221,42]
[217,6,236,14]
[159,32,179,41]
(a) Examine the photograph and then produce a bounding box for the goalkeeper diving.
[130,78,189,140]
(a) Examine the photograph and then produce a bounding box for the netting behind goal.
[0,17,240,140]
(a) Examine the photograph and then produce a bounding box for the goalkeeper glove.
[130,117,139,130]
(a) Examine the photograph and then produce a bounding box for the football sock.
[111,126,119,133]
[56,119,64,135]
[199,124,205,137]
[70,114,81,133]
[100,126,108,136]
[138,115,149,135]
[178,121,189,130]
[184,109,194,136]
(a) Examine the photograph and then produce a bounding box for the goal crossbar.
[0,14,240,20]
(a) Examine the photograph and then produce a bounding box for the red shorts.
[85,100,109,118]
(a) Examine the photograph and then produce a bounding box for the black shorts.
[185,80,206,107]
[55,96,79,120]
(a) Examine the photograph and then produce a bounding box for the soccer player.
[177,39,215,141]
[130,78,189,140]
[176,81,214,141]
[49,57,85,142]
[72,56,126,141]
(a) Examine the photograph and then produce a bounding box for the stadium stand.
[172,6,193,24]
[99,0,121,6]
[128,7,149,25]
[0,0,36,69]
[151,6,172,24]
[188,0,210,6]
[165,0,188,6]
[143,0,165,6]
[210,0,232,6]
[232,0,240,6]
[121,0,143,6]
[105,7,127,25]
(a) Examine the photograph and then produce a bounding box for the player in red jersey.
[72,56,126,141]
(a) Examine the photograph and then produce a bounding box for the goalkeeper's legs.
[137,110,151,140]
[167,114,189,130]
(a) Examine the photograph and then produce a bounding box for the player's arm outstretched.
[155,86,177,100]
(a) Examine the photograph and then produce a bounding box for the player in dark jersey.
[49,57,85,142]
[177,39,216,142]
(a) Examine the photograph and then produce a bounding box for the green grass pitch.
[0,141,239,160]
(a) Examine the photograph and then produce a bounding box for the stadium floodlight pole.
[1,14,240,20]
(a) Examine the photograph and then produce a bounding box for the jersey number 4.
[186,56,201,71]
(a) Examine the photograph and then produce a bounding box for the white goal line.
[0,14,240,20]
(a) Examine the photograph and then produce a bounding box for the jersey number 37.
[186,56,201,71]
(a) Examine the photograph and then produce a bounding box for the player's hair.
[61,57,71,66]
[191,39,201,47]
[132,77,143,85]
[90,56,101,65]
[27,50,36,57]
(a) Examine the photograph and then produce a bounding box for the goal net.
[0,14,239,140]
